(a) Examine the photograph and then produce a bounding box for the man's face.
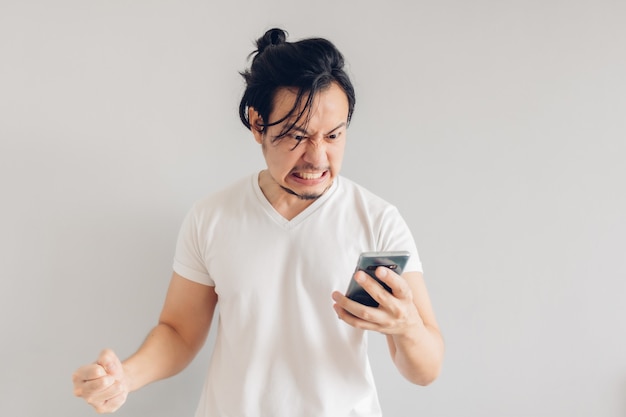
[251,82,349,201]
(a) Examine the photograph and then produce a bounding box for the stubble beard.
[279,184,329,201]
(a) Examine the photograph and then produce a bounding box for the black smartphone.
[345,251,411,307]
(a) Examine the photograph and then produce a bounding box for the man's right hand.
[72,349,129,413]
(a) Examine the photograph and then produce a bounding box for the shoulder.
[194,174,251,207]
[191,174,254,212]
[336,176,397,213]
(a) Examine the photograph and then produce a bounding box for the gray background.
[1,1,625,416]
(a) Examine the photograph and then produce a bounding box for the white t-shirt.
[173,173,422,417]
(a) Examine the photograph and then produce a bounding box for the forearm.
[388,322,444,386]
[122,322,199,392]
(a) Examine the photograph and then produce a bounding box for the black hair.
[238,28,356,139]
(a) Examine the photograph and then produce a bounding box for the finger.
[375,267,411,300]
[72,364,108,397]
[73,363,107,383]
[86,380,128,413]
[78,375,116,395]
[333,291,384,326]
[97,348,123,378]
[353,270,392,307]
[73,373,116,398]
[100,389,129,413]
[332,290,369,316]
[332,302,380,331]
[335,276,388,319]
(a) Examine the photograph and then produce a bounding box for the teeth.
[298,172,323,180]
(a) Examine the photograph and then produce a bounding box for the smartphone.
[345,251,411,307]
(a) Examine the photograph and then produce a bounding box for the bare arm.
[332,269,444,386]
[123,272,218,390]
[384,271,444,385]
[73,272,218,412]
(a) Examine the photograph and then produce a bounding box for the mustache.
[290,165,329,172]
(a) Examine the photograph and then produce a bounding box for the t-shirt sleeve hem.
[404,257,423,274]
[173,262,215,286]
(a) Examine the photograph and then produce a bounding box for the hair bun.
[256,28,288,54]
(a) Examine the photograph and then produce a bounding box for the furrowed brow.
[326,122,347,135]
[281,121,346,138]
[291,125,310,135]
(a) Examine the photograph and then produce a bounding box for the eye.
[327,132,342,140]
[292,133,307,142]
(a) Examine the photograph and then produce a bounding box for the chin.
[297,192,323,201]
[280,183,329,201]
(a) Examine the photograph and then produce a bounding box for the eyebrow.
[291,122,347,136]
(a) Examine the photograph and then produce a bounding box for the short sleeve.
[378,207,423,274]
[172,204,215,286]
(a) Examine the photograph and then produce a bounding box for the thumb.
[96,348,124,379]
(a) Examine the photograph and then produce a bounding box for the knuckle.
[107,393,128,411]
[399,287,412,300]
[102,375,116,388]
[91,378,107,391]
[98,348,116,365]
[386,304,399,317]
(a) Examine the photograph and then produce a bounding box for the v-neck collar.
[251,172,339,229]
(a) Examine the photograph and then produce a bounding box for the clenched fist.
[72,349,129,413]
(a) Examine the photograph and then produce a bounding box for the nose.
[302,137,327,166]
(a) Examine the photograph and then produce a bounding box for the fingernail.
[378,267,388,277]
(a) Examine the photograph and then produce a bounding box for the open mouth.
[293,171,326,180]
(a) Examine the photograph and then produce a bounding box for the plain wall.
[1,1,625,416]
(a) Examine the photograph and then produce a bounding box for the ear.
[248,107,265,144]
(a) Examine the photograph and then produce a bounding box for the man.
[72,28,444,416]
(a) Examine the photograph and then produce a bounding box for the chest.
[202,209,377,308]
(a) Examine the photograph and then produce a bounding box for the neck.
[258,170,325,220]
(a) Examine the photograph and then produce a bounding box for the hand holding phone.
[345,251,410,307]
